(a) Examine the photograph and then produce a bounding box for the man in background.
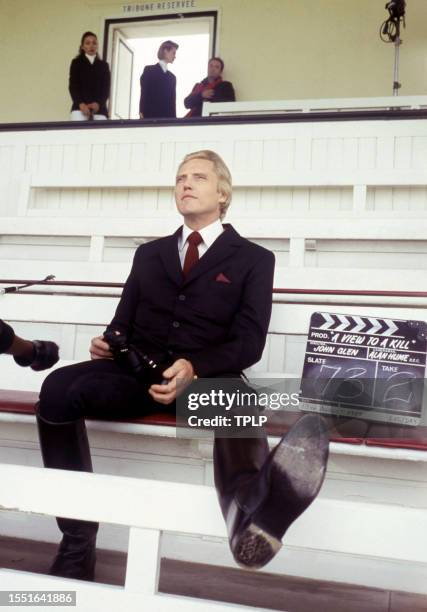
[184,57,235,117]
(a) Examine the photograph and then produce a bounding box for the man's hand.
[90,335,112,360]
[149,358,194,405]
[139,112,144,119]
[201,89,214,99]
[88,102,100,113]
[79,102,90,117]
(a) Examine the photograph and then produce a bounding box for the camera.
[104,330,166,384]
[380,0,406,44]
[385,0,406,19]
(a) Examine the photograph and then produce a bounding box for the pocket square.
[216,272,231,284]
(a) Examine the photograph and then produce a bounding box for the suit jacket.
[139,63,176,118]
[184,79,235,117]
[107,225,275,377]
[69,55,110,116]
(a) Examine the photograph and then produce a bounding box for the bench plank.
[1,389,425,450]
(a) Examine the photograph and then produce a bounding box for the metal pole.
[393,35,401,96]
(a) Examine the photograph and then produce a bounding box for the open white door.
[107,15,214,118]
[110,29,134,119]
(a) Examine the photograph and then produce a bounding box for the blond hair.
[157,40,179,60]
[177,150,232,219]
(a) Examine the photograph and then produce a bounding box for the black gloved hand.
[13,340,59,371]
[0,320,15,353]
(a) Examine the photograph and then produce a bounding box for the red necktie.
[183,231,203,277]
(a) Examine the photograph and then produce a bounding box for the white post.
[125,527,161,595]
[353,184,367,212]
[89,235,105,262]
[288,237,305,267]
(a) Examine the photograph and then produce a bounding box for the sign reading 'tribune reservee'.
[299,312,427,426]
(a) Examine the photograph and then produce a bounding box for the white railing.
[202,95,427,116]
[1,462,426,610]
[1,285,426,381]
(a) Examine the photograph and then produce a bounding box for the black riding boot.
[36,407,98,581]
[214,413,329,570]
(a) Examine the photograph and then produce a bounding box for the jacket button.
[178,294,186,301]
[172,321,180,328]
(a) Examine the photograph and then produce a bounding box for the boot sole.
[232,414,329,569]
[233,523,281,570]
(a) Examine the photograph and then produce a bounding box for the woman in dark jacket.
[69,31,110,120]
[139,40,178,119]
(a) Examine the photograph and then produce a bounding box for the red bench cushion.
[0,390,176,427]
[0,390,426,450]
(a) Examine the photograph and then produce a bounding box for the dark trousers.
[38,359,269,521]
[39,359,162,423]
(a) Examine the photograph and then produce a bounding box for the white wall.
[1,0,427,122]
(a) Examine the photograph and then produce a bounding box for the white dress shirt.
[178,219,224,268]
[159,60,168,72]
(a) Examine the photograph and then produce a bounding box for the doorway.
[104,12,217,119]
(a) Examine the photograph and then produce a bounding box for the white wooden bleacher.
[1,112,427,603]
[1,116,427,294]
[1,285,426,601]
[0,462,426,611]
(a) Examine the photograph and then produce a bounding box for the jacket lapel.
[158,228,183,286]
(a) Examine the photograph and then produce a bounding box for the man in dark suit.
[139,40,178,119]
[36,150,329,581]
[184,57,235,117]
[0,319,58,370]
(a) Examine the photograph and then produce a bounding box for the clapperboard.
[299,312,427,426]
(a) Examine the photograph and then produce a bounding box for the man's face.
[175,158,225,225]
[207,59,223,79]
[163,47,177,63]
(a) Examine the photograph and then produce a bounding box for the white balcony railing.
[1,462,427,611]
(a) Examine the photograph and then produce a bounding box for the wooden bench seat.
[1,388,426,598]
[0,389,177,428]
[1,389,426,451]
